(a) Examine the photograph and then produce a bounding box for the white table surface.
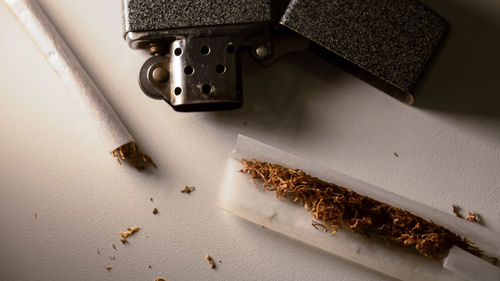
[0,1,499,280]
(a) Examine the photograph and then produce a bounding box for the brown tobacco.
[119,226,141,243]
[181,186,196,194]
[466,211,478,223]
[205,254,216,269]
[240,159,483,261]
[112,142,157,170]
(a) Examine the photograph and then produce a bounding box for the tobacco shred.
[181,186,196,194]
[154,278,166,281]
[105,266,112,271]
[153,208,158,215]
[466,211,478,223]
[205,254,216,269]
[119,226,140,244]
[112,243,116,250]
[120,226,140,238]
[312,220,327,232]
[240,159,485,261]
[112,142,157,170]
[33,212,37,219]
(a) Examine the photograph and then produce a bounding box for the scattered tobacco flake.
[33,212,37,219]
[112,142,157,171]
[218,260,222,263]
[205,254,216,269]
[153,208,158,215]
[108,255,115,260]
[452,205,462,218]
[181,186,196,194]
[150,197,153,202]
[105,266,112,271]
[148,265,152,269]
[120,226,140,238]
[466,211,478,223]
[119,226,140,244]
[154,278,166,281]
[393,152,399,157]
[112,243,116,250]
[240,159,486,261]
[97,248,101,255]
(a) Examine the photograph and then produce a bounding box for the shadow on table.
[415,0,500,119]
[207,0,500,140]
[205,51,348,138]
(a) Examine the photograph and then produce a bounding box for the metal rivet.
[255,45,270,57]
[148,44,161,56]
[151,67,168,83]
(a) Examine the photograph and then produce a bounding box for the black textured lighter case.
[122,0,449,109]
[280,0,449,103]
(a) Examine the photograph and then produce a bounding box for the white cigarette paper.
[444,246,500,281]
[4,0,133,152]
[217,135,500,281]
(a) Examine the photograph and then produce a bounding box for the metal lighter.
[122,0,449,111]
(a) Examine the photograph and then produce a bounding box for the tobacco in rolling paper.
[218,135,500,281]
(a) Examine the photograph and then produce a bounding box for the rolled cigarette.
[3,0,155,170]
[218,135,500,281]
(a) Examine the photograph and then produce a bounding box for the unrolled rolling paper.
[217,135,500,281]
[4,0,155,169]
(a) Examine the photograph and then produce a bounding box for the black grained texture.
[280,0,449,96]
[123,0,272,32]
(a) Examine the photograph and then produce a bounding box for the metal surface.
[280,0,449,103]
[257,29,309,66]
[122,0,272,35]
[124,0,450,109]
[139,55,169,100]
[137,24,271,111]
[151,66,168,83]
[167,36,242,111]
[255,45,271,57]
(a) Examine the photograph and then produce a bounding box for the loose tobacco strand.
[112,142,157,170]
[240,159,484,261]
